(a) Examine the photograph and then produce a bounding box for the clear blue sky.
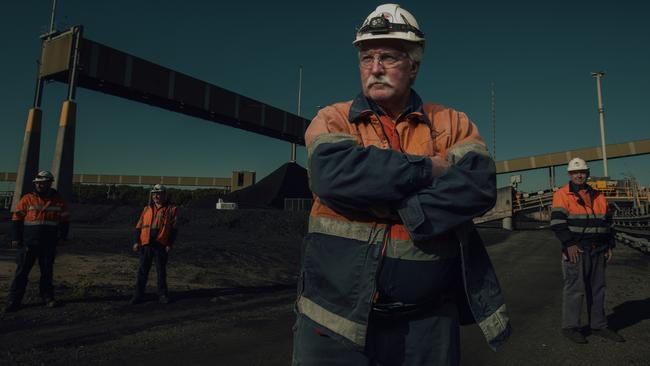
[1,0,648,192]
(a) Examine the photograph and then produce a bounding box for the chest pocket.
[352,120,384,148]
[399,122,438,156]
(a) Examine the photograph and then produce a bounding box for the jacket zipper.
[369,224,390,306]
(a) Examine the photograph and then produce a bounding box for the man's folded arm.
[398,148,497,241]
[309,133,433,214]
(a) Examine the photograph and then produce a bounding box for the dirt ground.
[0,205,304,365]
[0,206,648,365]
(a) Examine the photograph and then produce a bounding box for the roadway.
[461,228,650,366]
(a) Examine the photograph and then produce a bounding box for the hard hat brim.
[353,33,425,47]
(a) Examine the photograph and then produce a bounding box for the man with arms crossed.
[292,4,510,365]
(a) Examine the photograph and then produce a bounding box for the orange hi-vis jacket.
[11,190,70,245]
[305,96,486,237]
[550,183,613,253]
[136,204,177,246]
[297,92,509,351]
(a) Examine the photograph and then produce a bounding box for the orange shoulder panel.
[305,102,353,147]
[424,104,486,158]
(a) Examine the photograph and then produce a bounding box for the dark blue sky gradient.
[1,1,648,192]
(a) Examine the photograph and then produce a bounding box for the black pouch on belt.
[371,294,450,321]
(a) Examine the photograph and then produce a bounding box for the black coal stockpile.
[225,162,311,209]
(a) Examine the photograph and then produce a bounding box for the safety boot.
[158,295,171,304]
[129,294,144,305]
[592,328,625,342]
[44,298,58,308]
[3,302,20,313]
[562,328,587,344]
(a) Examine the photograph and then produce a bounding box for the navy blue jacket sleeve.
[309,137,433,214]
[397,151,497,242]
[550,208,573,248]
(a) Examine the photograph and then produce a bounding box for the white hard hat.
[567,157,589,172]
[151,184,167,193]
[33,170,54,182]
[353,4,425,47]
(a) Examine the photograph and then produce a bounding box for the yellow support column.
[51,100,77,202]
[12,108,42,211]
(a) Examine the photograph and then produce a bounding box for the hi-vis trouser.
[562,251,607,330]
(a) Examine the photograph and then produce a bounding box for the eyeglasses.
[359,53,407,69]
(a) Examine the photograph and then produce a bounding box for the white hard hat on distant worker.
[567,157,589,172]
[151,184,167,193]
[353,3,425,47]
[33,170,54,182]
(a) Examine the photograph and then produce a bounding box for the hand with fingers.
[605,248,613,262]
[566,245,583,263]
[429,154,450,178]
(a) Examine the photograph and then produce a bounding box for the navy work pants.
[561,252,608,330]
[135,242,169,297]
[292,301,460,366]
[7,244,57,304]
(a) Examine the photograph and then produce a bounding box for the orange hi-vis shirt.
[136,204,178,246]
[11,191,70,244]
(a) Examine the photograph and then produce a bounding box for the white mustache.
[366,75,393,88]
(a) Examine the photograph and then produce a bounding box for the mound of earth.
[187,162,311,210]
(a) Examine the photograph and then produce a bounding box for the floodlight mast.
[291,66,303,163]
[49,0,57,35]
[591,71,608,177]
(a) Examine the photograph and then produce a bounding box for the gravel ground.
[0,207,648,365]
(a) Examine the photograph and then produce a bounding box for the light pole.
[291,66,303,163]
[591,71,608,177]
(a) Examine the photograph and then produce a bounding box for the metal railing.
[513,190,554,213]
[0,191,13,210]
[284,198,313,211]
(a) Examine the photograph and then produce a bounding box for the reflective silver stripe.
[550,219,567,226]
[567,226,611,234]
[24,220,59,226]
[551,207,568,215]
[309,216,385,244]
[26,205,65,212]
[297,296,366,347]
[60,211,71,218]
[141,225,151,229]
[14,211,26,216]
[308,133,356,159]
[385,238,459,261]
[566,213,607,220]
[477,303,510,344]
[447,142,489,164]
